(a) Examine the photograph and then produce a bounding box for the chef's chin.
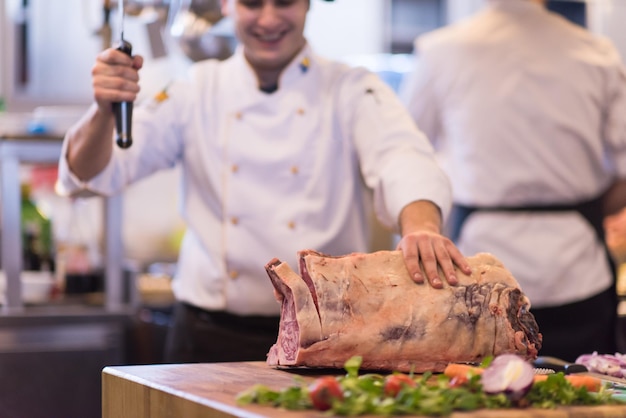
[246,49,295,72]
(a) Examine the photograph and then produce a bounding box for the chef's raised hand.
[92,47,143,114]
[397,201,472,289]
[64,48,144,182]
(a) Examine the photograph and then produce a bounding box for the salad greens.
[236,356,622,416]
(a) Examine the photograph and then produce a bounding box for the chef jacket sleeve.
[57,76,195,197]
[341,67,452,232]
[56,136,117,197]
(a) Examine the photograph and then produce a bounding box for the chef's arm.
[397,200,471,289]
[66,48,143,181]
[604,178,626,216]
[66,104,115,181]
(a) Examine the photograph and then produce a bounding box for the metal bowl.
[168,0,237,61]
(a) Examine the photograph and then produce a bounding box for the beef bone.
[265,250,542,372]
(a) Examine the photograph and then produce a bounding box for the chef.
[57,0,471,363]
[401,0,626,361]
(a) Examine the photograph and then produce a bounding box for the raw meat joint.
[265,250,542,372]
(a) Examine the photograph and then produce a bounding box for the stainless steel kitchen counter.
[0,301,133,418]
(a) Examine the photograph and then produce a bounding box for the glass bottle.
[21,183,53,272]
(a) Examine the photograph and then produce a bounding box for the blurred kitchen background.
[1,0,626,417]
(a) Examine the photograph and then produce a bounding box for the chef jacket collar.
[231,41,314,96]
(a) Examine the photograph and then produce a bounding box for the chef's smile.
[254,30,288,46]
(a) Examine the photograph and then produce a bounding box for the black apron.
[448,193,616,283]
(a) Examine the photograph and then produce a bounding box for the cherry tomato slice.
[308,376,344,411]
[384,373,417,397]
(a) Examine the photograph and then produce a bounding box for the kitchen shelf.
[0,135,126,312]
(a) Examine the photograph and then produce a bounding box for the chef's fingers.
[398,232,446,287]
[92,49,143,109]
[97,47,139,66]
[93,78,140,103]
[399,238,425,284]
[446,241,472,276]
[416,240,444,289]
[432,241,457,286]
[131,55,144,70]
[93,53,141,86]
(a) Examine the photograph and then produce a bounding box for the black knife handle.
[533,356,589,374]
[113,39,133,149]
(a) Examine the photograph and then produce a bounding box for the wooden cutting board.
[102,361,626,418]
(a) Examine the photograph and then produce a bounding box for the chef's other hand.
[92,47,143,114]
[397,201,471,289]
[397,229,471,289]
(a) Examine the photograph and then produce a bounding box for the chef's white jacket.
[401,0,626,308]
[58,43,452,315]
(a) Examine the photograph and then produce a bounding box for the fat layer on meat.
[265,250,542,372]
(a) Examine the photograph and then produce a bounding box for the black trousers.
[530,286,618,362]
[164,302,280,363]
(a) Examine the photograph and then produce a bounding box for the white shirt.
[401,0,626,307]
[58,44,452,315]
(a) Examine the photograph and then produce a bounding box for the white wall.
[306,0,385,59]
[588,0,626,60]
[1,0,103,109]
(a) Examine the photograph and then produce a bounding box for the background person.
[401,0,626,361]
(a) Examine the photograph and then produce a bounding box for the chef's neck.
[255,70,281,94]
[248,42,308,94]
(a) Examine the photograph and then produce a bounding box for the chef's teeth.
[259,34,281,41]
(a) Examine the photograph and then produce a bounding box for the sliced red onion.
[613,352,626,366]
[576,352,626,377]
[481,354,535,401]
